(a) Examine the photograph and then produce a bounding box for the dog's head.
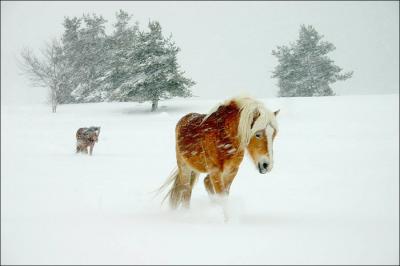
[89,127,101,142]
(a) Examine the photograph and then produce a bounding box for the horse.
[159,96,279,209]
[76,126,101,155]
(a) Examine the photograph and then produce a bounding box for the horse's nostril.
[263,162,268,169]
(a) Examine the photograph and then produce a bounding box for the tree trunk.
[50,86,57,113]
[151,100,159,112]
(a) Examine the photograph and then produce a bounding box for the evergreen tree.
[70,14,108,103]
[21,11,195,110]
[116,21,194,111]
[272,25,353,97]
[103,10,139,102]
[60,16,82,103]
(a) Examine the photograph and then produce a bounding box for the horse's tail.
[157,167,179,208]
[156,167,181,209]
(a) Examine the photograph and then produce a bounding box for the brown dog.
[76,127,101,155]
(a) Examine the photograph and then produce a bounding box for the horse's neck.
[214,103,243,150]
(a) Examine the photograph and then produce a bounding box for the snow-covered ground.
[1,94,399,264]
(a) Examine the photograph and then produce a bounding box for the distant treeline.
[20,10,194,112]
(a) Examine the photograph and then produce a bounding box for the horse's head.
[246,109,279,174]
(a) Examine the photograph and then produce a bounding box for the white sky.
[1,1,399,105]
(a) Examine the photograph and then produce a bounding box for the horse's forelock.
[235,97,276,148]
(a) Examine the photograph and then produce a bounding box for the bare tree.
[19,39,67,112]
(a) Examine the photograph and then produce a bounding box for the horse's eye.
[255,131,262,139]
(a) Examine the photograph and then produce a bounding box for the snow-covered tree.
[70,14,109,103]
[19,39,69,113]
[20,11,195,110]
[114,21,195,111]
[59,16,82,103]
[272,25,353,97]
[102,10,139,102]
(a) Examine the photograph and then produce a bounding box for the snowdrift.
[1,94,398,264]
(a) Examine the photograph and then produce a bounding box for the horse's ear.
[274,109,280,116]
[250,110,260,129]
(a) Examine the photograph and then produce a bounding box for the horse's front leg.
[222,167,239,195]
[208,171,228,196]
[204,175,215,195]
[207,167,239,196]
[208,170,232,223]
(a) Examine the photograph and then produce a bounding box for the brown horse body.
[161,97,279,209]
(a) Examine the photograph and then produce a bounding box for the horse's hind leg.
[182,171,199,208]
[190,171,199,188]
[169,160,194,208]
[178,165,197,208]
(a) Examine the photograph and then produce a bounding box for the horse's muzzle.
[258,162,269,174]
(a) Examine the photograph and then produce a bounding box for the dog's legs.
[89,144,94,155]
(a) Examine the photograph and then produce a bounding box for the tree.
[19,39,68,113]
[20,11,195,111]
[272,25,353,97]
[113,21,195,111]
[70,14,108,103]
[102,10,139,102]
[59,16,82,104]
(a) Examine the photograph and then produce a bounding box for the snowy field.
[1,94,399,264]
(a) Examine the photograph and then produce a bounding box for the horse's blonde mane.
[204,95,278,148]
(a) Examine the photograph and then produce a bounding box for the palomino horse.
[160,96,279,209]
